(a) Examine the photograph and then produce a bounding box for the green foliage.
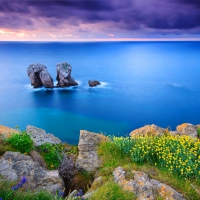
[90,181,135,200]
[113,135,200,179]
[6,131,33,153]
[98,136,200,199]
[0,137,15,156]
[36,143,63,169]
[73,169,94,192]
[0,179,55,200]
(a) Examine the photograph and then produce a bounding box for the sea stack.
[27,64,54,88]
[56,62,78,87]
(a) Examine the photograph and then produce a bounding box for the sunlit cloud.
[108,34,114,37]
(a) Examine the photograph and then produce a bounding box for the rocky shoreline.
[0,123,199,199]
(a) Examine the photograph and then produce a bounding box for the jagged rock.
[130,124,166,137]
[176,123,198,138]
[0,151,63,194]
[75,130,109,172]
[150,179,185,200]
[26,125,62,147]
[88,80,101,87]
[30,150,47,168]
[56,62,78,87]
[113,167,185,200]
[27,64,54,88]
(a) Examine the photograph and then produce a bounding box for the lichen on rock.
[113,167,186,200]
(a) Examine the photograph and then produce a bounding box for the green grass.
[90,181,135,200]
[97,140,200,200]
[0,179,54,200]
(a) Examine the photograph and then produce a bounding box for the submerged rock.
[0,151,63,194]
[26,125,62,147]
[27,64,54,88]
[88,80,101,87]
[56,62,78,87]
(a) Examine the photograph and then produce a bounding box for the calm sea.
[0,41,200,144]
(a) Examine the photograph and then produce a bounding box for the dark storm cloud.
[0,0,200,37]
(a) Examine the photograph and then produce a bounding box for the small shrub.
[6,131,33,153]
[72,169,94,193]
[36,143,63,169]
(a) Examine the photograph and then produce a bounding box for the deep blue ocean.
[0,41,200,144]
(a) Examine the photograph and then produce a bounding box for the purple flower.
[12,177,27,191]
[58,191,64,198]
[12,185,19,191]
[77,189,84,197]
[0,198,3,200]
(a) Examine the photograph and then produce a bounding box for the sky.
[0,0,200,41]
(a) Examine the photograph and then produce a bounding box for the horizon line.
[0,37,200,42]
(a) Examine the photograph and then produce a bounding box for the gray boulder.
[0,151,63,194]
[56,62,78,87]
[27,64,54,88]
[113,167,185,200]
[26,125,62,147]
[75,130,109,172]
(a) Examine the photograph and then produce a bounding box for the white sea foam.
[169,83,183,88]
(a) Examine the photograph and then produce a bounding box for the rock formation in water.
[27,64,54,88]
[56,62,78,87]
[88,80,101,87]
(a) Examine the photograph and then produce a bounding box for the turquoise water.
[0,41,200,144]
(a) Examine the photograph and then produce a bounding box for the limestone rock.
[130,124,165,138]
[113,167,185,200]
[176,123,198,138]
[0,124,19,138]
[26,125,62,147]
[29,150,47,168]
[27,64,54,88]
[88,80,101,87]
[75,130,109,172]
[150,179,185,200]
[0,151,63,194]
[56,62,78,87]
